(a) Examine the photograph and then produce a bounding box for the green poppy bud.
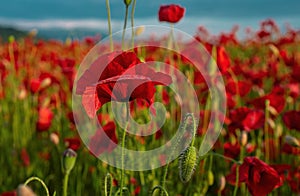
[123,0,132,6]
[207,170,214,186]
[179,146,197,183]
[62,148,77,174]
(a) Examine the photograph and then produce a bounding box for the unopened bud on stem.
[62,148,77,174]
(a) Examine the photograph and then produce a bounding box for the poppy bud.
[18,88,27,100]
[17,184,36,196]
[240,131,248,146]
[40,77,51,89]
[8,35,15,43]
[207,170,214,186]
[218,175,226,192]
[178,146,197,183]
[50,132,59,145]
[284,135,300,147]
[62,148,77,174]
[123,0,132,6]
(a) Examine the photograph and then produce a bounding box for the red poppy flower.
[20,148,30,167]
[271,164,291,182]
[64,137,81,151]
[36,107,53,132]
[29,78,41,93]
[158,4,185,23]
[282,143,300,155]
[226,80,251,97]
[252,87,286,114]
[89,121,118,156]
[77,51,172,118]
[257,30,271,39]
[246,143,256,154]
[134,186,141,195]
[224,142,240,159]
[0,191,16,196]
[282,110,300,131]
[287,167,300,193]
[217,46,231,74]
[242,110,265,131]
[226,157,283,196]
[228,107,264,132]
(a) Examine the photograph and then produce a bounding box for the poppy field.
[0,2,300,196]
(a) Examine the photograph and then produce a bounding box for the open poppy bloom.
[282,110,300,131]
[77,51,172,118]
[228,107,264,132]
[36,107,54,132]
[158,4,185,23]
[89,121,118,156]
[226,157,283,196]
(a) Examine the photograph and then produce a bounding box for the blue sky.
[1,0,299,39]
[2,0,300,20]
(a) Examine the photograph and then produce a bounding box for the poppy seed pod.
[62,148,77,174]
[123,0,132,6]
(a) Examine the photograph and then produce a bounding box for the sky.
[1,0,299,38]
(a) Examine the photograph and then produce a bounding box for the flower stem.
[233,166,239,196]
[209,152,241,165]
[120,103,129,196]
[24,176,50,196]
[130,0,137,48]
[63,172,70,196]
[151,185,169,196]
[105,0,113,51]
[264,100,270,163]
[122,5,129,49]
[161,163,169,196]
[120,127,126,196]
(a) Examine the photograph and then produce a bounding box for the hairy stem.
[24,176,50,196]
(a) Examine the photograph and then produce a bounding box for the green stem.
[120,103,129,196]
[190,113,197,147]
[208,154,213,170]
[105,0,113,51]
[209,152,241,165]
[24,176,50,196]
[122,5,129,49]
[130,0,137,48]
[239,143,246,195]
[63,172,69,196]
[151,185,169,196]
[120,127,126,196]
[105,173,113,196]
[161,164,169,196]
[228,69,241,107]
[264,100,270,163]
[233,166,239,196]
